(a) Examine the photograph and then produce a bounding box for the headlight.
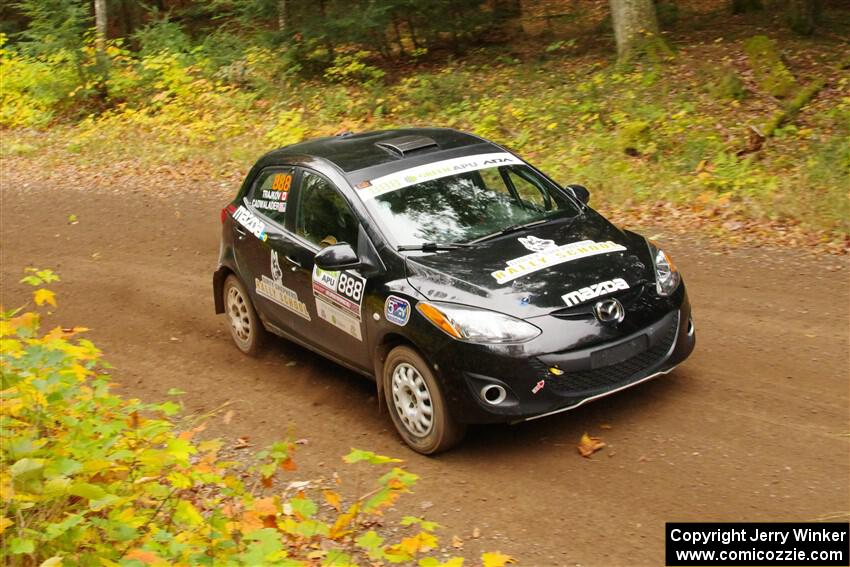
[649,241,680,296]
[416,302,541,343]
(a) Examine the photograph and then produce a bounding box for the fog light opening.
[480,384,507,406]
[687,316,695,336]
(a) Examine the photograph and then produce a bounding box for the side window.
[247,168,294,225]
[296,171,360,249]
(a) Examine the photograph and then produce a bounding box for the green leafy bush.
[324,51,386,86]
[0,271,514,567]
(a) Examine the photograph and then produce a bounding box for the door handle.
[284,255,302,270]
[234,225,247,238]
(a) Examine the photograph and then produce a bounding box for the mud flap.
[373,348,386,414]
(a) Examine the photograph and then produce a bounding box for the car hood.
[404,212,654,319]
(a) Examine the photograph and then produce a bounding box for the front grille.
[547,314,679,397]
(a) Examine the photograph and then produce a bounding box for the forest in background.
[2,0,848,247]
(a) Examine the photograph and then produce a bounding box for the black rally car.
[214,128,695,454]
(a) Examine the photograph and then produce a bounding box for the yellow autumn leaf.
[577,432,606,458]
[251,496,277,516]
[397,531,438,555]
[0,516,13,534]
[33,288,56,307]
[324,489,342,511]
[481,551,515,567]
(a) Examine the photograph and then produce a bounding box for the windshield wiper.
[467,218,550,245]
[397,242,472,252]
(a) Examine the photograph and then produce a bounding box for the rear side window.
[296,171,359,249]
[246,168,294,225]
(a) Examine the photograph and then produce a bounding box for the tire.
[383,346,465,454]
[223,274,266,356]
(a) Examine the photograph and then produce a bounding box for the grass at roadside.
[2,34,848,253]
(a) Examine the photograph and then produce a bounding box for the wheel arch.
[372,332,427,414]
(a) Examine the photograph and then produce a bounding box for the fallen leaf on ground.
[472,527,481,539]
[452,535,464,548]
[234,437,252,449]
[33,288,56,307]
[223,409,234,424]
[482,551,516,567]
[577,432,606,458]
[285,361,297,367]
[600,423,613,429]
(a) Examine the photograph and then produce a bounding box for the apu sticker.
[358,152,524,200]
[311,266,365,341]
[255,250,311,320]
[532,379,545,394]
[233,205,268,241]
[561,278,630,307]
[385,296,411,326]
[491,239,627,285]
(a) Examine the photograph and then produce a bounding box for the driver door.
[281,169,372,372]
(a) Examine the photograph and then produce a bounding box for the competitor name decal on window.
[251,188,288,213]
[357,153,524,200]
[491,240,627,284]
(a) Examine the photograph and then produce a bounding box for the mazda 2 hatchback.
[214,128,695,454]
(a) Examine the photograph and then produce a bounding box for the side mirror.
[314,243,360,271]
[566,184,590,205]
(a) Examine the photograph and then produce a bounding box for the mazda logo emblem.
[594,298,625,323]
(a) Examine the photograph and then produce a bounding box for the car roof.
[263,128,503,177]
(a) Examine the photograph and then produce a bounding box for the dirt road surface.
[2,172,848,566]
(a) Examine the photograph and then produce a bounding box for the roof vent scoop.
[375,135,439,158]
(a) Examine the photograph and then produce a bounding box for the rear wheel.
[223,274,265,356]
[383,346,465,454]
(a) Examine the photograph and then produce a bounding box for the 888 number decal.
[337,272,365,303]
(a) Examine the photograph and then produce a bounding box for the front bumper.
[432,293,695,424]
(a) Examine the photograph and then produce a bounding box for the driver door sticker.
[491,239,627,284]
[256,250,311,320]
[312,266,365,341]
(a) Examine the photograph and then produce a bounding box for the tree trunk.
[492,0,523,39]
[731,0,762,14]
[608,0,665,62]
[277,0,288,32]
[787,0,819,35]
[94,0,107,53]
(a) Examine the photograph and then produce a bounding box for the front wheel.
[223,274,266,356]
[383,346,465,454]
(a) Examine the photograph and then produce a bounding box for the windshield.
[361,161,580,245]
